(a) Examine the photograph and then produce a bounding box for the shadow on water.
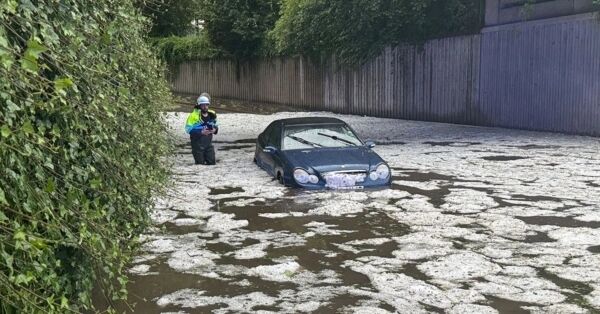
[504,144,562,150]
[486,296,532,314]
[391,182,452,208]
[481,156,529,161]
[422,141,482,147]
[217,144,255,151]
[175,140,254,153]
[523,231,557,243]
[213,139,256,144]
[588,245,600,253]
[517,216,600,228]
[162,221,205,235]
[585,181,600,188]
[209,186,245,195]
[537,268,595,311]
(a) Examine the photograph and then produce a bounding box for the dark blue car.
[254,117,391,189]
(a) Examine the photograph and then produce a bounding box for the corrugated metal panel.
[479,13,600,135]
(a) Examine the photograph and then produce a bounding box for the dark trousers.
[190,132,215,165]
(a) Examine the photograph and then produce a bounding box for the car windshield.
[282,124,363,150]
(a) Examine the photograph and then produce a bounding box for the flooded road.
[117,112,600,313]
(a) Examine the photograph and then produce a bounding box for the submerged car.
[254,117,391,189]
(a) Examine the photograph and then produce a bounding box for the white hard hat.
[197,96,210,105]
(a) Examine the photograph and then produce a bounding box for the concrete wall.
[486,0,596,26]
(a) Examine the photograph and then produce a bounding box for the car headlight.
[369,172,379,181]
[369,164,390,181]
[376,164,390,180]
[293,169,310,184]
[308,175,319,184]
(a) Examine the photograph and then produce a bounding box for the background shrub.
[150,34,224,64]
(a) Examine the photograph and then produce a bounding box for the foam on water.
[128,112,600,313]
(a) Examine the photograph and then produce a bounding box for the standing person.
[185,95,219,165]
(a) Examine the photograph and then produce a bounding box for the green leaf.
[54,77,74,91]
[21,121,34,134]
[0,50,13,69]
[6,0,17,14]
[21,39,48,72]
[31,238,47,250]
[90,178,102,189]
[1,252,13,269]
[25,39,48,59]
[13,230,26,241]
[45,178,56,193]
[21,55,38,72]
[0,186,6,205]
[0,33,8,48]
[60,296,69,309]
[1,125,11,138]
[14,273,35,285]
[6,100,19,112]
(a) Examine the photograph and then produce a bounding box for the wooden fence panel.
[170,13,600,136]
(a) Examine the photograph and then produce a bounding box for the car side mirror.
[365,140,376,148]
[263,146,277,154]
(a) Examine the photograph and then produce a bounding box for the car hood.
[282,147,385,173]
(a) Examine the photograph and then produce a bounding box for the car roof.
[275,117,347,126]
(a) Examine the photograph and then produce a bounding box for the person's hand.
[201,129,211,135]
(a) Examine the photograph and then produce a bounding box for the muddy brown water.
[94,197,411,313]
[92,140,600,313]
[94,184,575,313]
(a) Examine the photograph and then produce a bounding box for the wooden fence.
[479,13,600,134]
[170,13,600,136]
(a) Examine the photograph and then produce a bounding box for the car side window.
[270,125,281,149]
[262,125,273,147]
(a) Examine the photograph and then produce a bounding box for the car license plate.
[325,173,366,189]
[332,185,364,190]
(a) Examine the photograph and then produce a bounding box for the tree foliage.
[141,0,202,37]
[270,0,483,65]
[0,0,171,312]
[150,34,224,64]
[199,0,281,59]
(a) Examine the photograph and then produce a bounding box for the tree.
[200,0,281,59]
[271,0,482,65]
[141,0,202,37]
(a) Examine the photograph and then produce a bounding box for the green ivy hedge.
[150,34,225,64]
[0,1,171,312]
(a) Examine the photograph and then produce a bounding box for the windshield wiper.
[317,132,357,146]
[286,135,323,148]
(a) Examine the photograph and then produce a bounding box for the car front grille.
[323,171,367,188]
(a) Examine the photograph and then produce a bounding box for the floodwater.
[96,112,600,313]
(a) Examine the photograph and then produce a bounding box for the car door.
[257,123,275,174]
[266,124,282,175]
[261,123,280,175]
